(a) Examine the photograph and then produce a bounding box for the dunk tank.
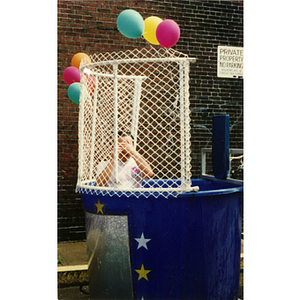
[74,46,243,299]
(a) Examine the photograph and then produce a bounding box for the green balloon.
[117,9,144,39]
[67,82,80,104]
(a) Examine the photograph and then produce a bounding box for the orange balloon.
[71,52,91,69]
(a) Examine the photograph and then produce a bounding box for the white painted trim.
[57,264,88,272]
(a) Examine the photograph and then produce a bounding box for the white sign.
[217,46,243,79]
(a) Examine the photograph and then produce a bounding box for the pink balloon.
[156,19,180,48]
[63,66,81,85]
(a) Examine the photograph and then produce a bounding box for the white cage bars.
[76,47,198,198]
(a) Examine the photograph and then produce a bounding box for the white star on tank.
[134,232,151,250]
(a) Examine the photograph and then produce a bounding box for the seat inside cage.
[76,47,198,198]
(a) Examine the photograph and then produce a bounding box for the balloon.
[143,16,163,45]
[71,52,91,69]
[63,66,81,85]
[156,19,180,48]
[117,9,144,39]
[67,82,81,104]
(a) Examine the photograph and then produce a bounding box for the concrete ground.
[57,239,244,300]
[58,241,88,267]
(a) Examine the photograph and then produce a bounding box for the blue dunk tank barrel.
[81,177,243,300]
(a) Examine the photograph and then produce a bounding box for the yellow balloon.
[143,16,163,45]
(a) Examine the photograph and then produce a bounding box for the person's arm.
[121,143,154,179]
[131,150,154,179]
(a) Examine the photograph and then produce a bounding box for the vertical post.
[201,150,207,176]
[184,60,191,186]
[131,78,142,151]
[89,76,98,180]
[179,61,186,189]
[113,63,119,185]
[212,115,230,179]
[77,72,85,185]
[228,152,232,179]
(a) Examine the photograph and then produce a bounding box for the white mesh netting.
[76,47,198,198]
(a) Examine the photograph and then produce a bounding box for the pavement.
[57,239,244,300]
[57,241,89,299]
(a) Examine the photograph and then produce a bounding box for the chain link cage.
[76,47,198,198]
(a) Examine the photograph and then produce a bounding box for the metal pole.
[113,63,119,186]
[77,73,86,186]
[89,76,98,180]
[131,78,143,150]
[184,60,191,186]
[179,61,186,189]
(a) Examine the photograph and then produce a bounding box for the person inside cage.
[96,131,154,188]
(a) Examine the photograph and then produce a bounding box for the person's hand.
[118,141,134,161]
[119,141,134,155]
[111,141,134,161]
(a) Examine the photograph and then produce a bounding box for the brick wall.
[58,0,243,242]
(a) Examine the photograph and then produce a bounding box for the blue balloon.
[67,82,81,104]
[117,9,144,39]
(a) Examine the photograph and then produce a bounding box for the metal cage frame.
[76,47,198,198]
